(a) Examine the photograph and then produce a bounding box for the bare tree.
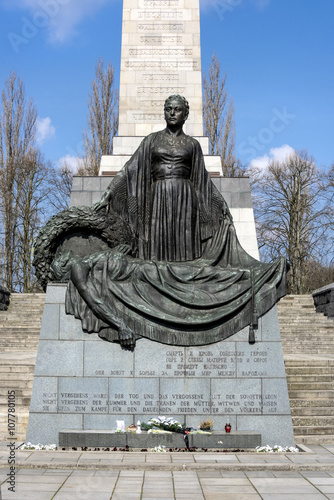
[203,53,242,176]
[48,161,73,212]
[0,72,37,291]
[81,58,119,176]
[250,151,331,293]
[15,148,53,292]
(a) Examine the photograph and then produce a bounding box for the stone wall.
[26,284,294,447]
[69,176,259,261]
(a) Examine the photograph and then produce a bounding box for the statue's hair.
[164,95,189,121]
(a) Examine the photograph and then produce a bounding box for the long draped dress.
[150,129,201,261]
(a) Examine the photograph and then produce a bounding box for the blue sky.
[0,0,333,172]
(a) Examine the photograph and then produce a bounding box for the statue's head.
[50,250,76,282]
[164,95,189,123]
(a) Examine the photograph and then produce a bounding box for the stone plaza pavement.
[1,442,334,499]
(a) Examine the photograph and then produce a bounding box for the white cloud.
[4,0,110,43]
[56,154,79,173]
[250,144,295,170]
[36,116,55,145]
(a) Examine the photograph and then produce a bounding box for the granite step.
[291,407,334,416]
[285,367,334,375]
[288,389,334,399]
[293,425,334,436]
[292,416,334,426]
[287,382,334,391]
[286,374,334,382]
[289,398,334,408]
[0,365,35,373]
[0,396,32,406]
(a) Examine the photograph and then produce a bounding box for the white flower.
[151,445,167,452]
[256,445,299,453]
[19,443,57,450]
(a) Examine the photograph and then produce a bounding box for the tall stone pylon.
[99,0,222,176]
[119,0,203,137]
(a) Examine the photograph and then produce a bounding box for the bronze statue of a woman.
[36,95,287,350]
[94,95,229,262]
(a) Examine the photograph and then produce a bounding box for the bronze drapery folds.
[35,96,287,350]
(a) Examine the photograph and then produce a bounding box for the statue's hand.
[115,244,132,256]
[118,321,135,351]
[92,191,110,212]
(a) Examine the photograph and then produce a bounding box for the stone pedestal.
[59,430,261,449]
[26,284,294,447]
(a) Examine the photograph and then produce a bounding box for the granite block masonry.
[26,284,295,447]
[118,0,203,138]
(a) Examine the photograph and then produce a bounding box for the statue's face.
[164,99,186,127]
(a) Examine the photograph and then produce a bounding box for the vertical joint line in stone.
[261,378,264,415]
[56,376,59,414]
[57,303,60,341]
[83,337,85,377]
[158,375,161,416]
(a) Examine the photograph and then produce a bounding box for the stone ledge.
[59,429,261,449]
[312,283,334,318]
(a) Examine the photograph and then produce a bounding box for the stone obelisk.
[99,0,222,176]
[118,0,203,137]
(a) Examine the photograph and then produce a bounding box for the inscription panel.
[137,23,184,32]
[160,378,211,414]
[124,61,199,70]
[138,11,184,20]
[119,0,203,136]
[141,0,181,7]
[185,345,237,378]
[58,377,109,414]
[109,378,159,415]
[236,342,285,378]
[140,35,182,44]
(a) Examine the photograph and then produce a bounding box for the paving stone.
[250,477,322,494]
[204,496,261,500]
[246,471,275,478]
[260,495,326,500]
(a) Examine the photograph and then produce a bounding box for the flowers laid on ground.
[141,416,185,433]
[126,424,137,433]
[148,428,172,434]
[19,443,57,450]
[189,430,212,435]
[256,445,299,453]
[151,445,167,452]
[199,419,213,431]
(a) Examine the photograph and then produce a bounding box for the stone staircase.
[285,359,334,439]
[278,294,334,354]
[1,292,334,443]
[0,293,44,441]
[0,293,45,351]
[277,295,334,442]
